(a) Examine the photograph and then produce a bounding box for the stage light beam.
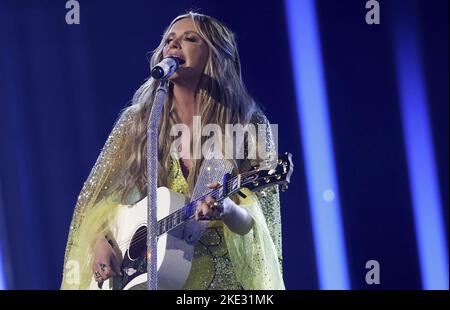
[391,2,449,290]
[284,0,351,289]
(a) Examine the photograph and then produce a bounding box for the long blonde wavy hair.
[115,12,262,204]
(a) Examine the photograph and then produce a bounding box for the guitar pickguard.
[112,250,147,290]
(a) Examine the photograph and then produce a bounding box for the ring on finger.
[207,200,216,209]
[211,201,221,210]
[100,263,109,272]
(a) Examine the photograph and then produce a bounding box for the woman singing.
[61,11,284,290]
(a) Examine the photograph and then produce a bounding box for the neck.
[172,79,201,126]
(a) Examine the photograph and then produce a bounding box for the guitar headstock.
[240,152,294,193]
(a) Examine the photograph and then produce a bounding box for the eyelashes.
[185,36,197,42]
[165,35,198,45]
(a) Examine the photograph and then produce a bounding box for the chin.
[168,70,196,84]
[168,73,181,83]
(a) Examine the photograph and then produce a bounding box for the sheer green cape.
[60,109,284,290]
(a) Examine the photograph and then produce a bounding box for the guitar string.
[113,168,263,249]
[128,174,286,250]
[112,164,277,249]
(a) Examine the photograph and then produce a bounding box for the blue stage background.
[0,0,447,289]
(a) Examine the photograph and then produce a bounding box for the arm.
[220,198,254,235]
[195,184,254,235]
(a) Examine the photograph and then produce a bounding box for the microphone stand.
[146,79,168,290]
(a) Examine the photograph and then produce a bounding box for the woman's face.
[162,18,209,83]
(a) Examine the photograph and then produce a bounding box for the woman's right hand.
[92,235,123,283]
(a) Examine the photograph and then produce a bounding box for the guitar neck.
[155,154,292,236]
[156,173,243,236]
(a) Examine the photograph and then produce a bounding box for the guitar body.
[86,152,294,290]
[89,187,195,290]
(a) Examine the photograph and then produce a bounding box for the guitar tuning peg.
[281,183,288,192]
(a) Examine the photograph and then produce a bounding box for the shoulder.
[113,106,140,131]
[120,105,139,122]
[249,111,270,126]
[237,112,277,172]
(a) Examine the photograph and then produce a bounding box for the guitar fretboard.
[156,174,240,236]
[127,154,289,252]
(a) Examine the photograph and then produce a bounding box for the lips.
[167,54,185,65]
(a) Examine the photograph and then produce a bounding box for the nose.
[169,37,181,50]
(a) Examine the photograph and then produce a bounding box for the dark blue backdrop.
[0,0,447,289]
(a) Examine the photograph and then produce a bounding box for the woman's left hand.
[195,181,254,235]
[195,182,224,221]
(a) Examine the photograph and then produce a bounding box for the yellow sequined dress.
[60,109,285,290]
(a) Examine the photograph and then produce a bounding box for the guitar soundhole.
[129,226,147,260]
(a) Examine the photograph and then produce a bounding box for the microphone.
[151,57,185,80]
